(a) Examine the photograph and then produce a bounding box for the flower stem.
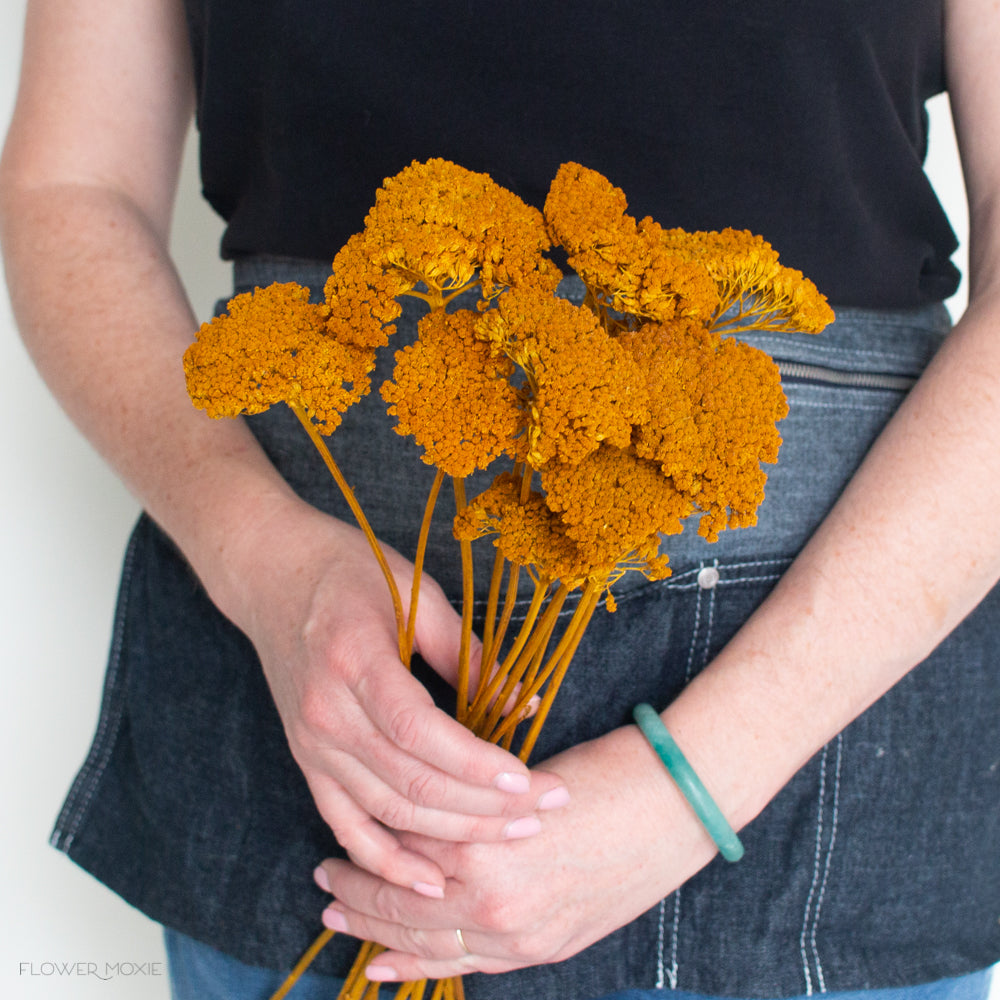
[451,477,475,721]
[515,579,602,762]
[478,547,506,673]
[291,405,408,663]
[344,941,382,999]
[464,578,546,734]
[488,581,600,748]
[406,469,445,663]
[266,929,336,1000]
[477,554,522,705]
[477,582,567,742]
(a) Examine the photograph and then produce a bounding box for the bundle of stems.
[182,159,834,1000]
[270,411,603,1000]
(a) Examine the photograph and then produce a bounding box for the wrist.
[219,504,351,640]
[589,724,725,872]
[633,703,744,861]
[654,642,828,839]
[167,461,335,633]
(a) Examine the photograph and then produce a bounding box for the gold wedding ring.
[455,928,471,955]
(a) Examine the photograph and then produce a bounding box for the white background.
[0,1,991,998]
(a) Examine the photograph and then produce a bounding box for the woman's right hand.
[3,0,564,900]
[223,498,569,896]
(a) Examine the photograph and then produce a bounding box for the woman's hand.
[230,499,570,897]
[313,724,719,981]
[1,0,569,902]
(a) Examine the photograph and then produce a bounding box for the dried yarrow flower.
[207,160,838,1000]
[381,309,521,477]
[324,158,559,348]
[649,224,835,335]
[545,162,833,336]
[624,318,789,541]
[183,282,374,434]
[474,287,649,469]
[541,444,690,581]
[454,472,595,586]
[544,162,720,326]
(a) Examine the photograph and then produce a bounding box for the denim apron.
[52,258,1000,999]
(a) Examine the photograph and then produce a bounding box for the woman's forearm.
[0,0,309,627]
[317,293,1000,980]
[674,0,1000,841]
[0,177,310,626]
[660,293,1000,832]
[1,37,565,877]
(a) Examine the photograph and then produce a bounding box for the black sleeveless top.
[183,0,959,308]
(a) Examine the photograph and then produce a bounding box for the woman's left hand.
[313,724,720,981]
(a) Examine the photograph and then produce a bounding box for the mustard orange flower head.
[474,287,650,469]
[541,444,690,581]
[544,162,720,326]
[183,282,375,434]
[323,159,557,349]
[454,472,597,588]
[650,225,835,335]
[625,318,789,541]
[455,448,685,591]
[381,308,522,477]
[323,233,412,349]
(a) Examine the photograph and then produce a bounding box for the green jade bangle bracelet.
[632,702,745,862]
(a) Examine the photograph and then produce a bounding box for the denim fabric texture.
[595,967,995,1000]
[165,928,346,999]
[53,259,1000,1000]
[164,930,994,1000]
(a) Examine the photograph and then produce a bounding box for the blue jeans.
[165,931,995,1000]
[166,928,345,999]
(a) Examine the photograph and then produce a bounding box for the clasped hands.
[244,513,711,981]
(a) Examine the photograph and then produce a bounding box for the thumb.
[408,572,483,692]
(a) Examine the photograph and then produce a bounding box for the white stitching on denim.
[497,557,782,626]
[700,563,719,672]
[811,734,843,993]
[722,557,788,570]
[50,528,139,850]
[661,566,719,989]
[669,892,682,988]
[718,573,785,586]
[654,891,682,990]
[656,577,708,989]
[684,580,704,685]
[800,742,830,995]
[655,898,667,988]
[668,890,682,989]
[647,559,787,595]
[619,559,785,593]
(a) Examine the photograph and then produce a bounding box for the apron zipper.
[776,360,917,391]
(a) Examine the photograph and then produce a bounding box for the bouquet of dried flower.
[183,159,834,1000]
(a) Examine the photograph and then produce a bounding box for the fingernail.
[503,815,542,839]
[494,771,531,794]
[523,695,542,719]
[322,907,349,933]
[537,786,571,811]
[412,881,445,899]
[313,865,331,892]
[365,964,398,982]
